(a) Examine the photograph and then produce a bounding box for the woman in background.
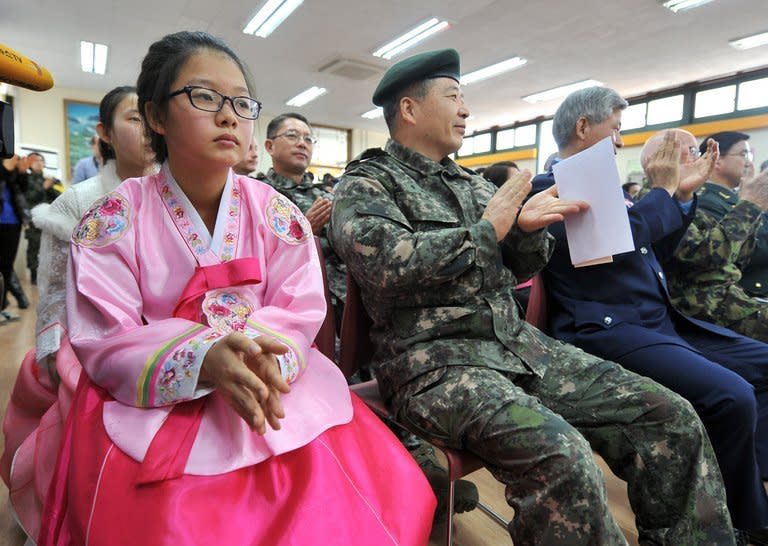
[1,85,156,543]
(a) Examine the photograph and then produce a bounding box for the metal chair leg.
[446,479,455,546]
[476,501,509,529]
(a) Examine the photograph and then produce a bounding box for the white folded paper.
[552,136,634,267]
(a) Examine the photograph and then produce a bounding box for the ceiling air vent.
[318,59,382,81]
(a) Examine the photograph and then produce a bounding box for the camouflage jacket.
[24,172,60,209]
[696,181,768,297]
[329,139,556,400]
[258,168,346,301]
[741,216,768,296]
[699,182,768,298]
[258,168,332,213]
[666,181,763,323]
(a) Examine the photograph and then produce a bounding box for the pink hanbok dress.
[38,167,435,545]
[2,163,126,541]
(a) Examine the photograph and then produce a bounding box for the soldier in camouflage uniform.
[258,113,346,324]
[23,152,61,283]
[693,133,768,300]
[330,49,735,546]
[648,130,768,343]
[260,113,480,517]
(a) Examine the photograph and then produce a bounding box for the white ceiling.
[3,0,768,135]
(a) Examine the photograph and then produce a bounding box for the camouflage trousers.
[727,307,768,344]
[25,226,41,272]
[390,340,734,546]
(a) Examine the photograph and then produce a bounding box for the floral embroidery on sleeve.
[137,326,222,407]
[266,194,311,245]
[72,192,130,248]
[276,351,300,383]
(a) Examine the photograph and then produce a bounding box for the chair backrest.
[524,274,549,332]
[338,272,374,379]
[313,236,337,361]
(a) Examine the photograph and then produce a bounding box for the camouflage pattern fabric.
[741,215,768,297]
[666,182,768,342]
[258,168,347,307]
[24,172,60,272]
[329,139,734,546]
[693,182,768,299]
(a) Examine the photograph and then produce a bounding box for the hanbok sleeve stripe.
[137,324,208,406]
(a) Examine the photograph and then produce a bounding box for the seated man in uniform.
[262,111,480,519]
[532,87,768,544]
[696,133,768,300]
[330,48,735,546]
[258,113,345,321]
[644,129,768,343]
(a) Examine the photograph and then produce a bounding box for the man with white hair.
[642,129,768,343]
[531,87,768,543]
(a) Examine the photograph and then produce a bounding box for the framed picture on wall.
[63,99,99,179]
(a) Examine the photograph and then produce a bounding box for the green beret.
[372,48,460,106]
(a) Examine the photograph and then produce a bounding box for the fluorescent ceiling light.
[522,79,604,104]
[661,0,716,13]
[286,86,327,107]
[80,41,93,73]
[80,40,108,75]
[373,18,451,60]
[243,0,303,38]
[361,107,384,119]
[730,30,768,50]
[93,43,108,75]
[461,57,527,85]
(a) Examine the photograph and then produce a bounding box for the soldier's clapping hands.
[304,197,332,234]
[482,170,533,240]
[517,185,589,233]
[739,167,768,211]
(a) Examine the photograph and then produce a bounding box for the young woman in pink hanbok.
[38,31,435,546]
[1,86,156,543]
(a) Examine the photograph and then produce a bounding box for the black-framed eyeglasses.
[270,131,318,145]
[168,86,262,120]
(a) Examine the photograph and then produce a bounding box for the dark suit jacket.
[531,171,738,361]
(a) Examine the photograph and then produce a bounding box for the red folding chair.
[312,236,336,360]
[339,273,508,545]
[525,274,549,333]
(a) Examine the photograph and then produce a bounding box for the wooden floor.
[0,279,639,546]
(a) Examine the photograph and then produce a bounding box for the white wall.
[16,86,105,183]
[350,127,388,158]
